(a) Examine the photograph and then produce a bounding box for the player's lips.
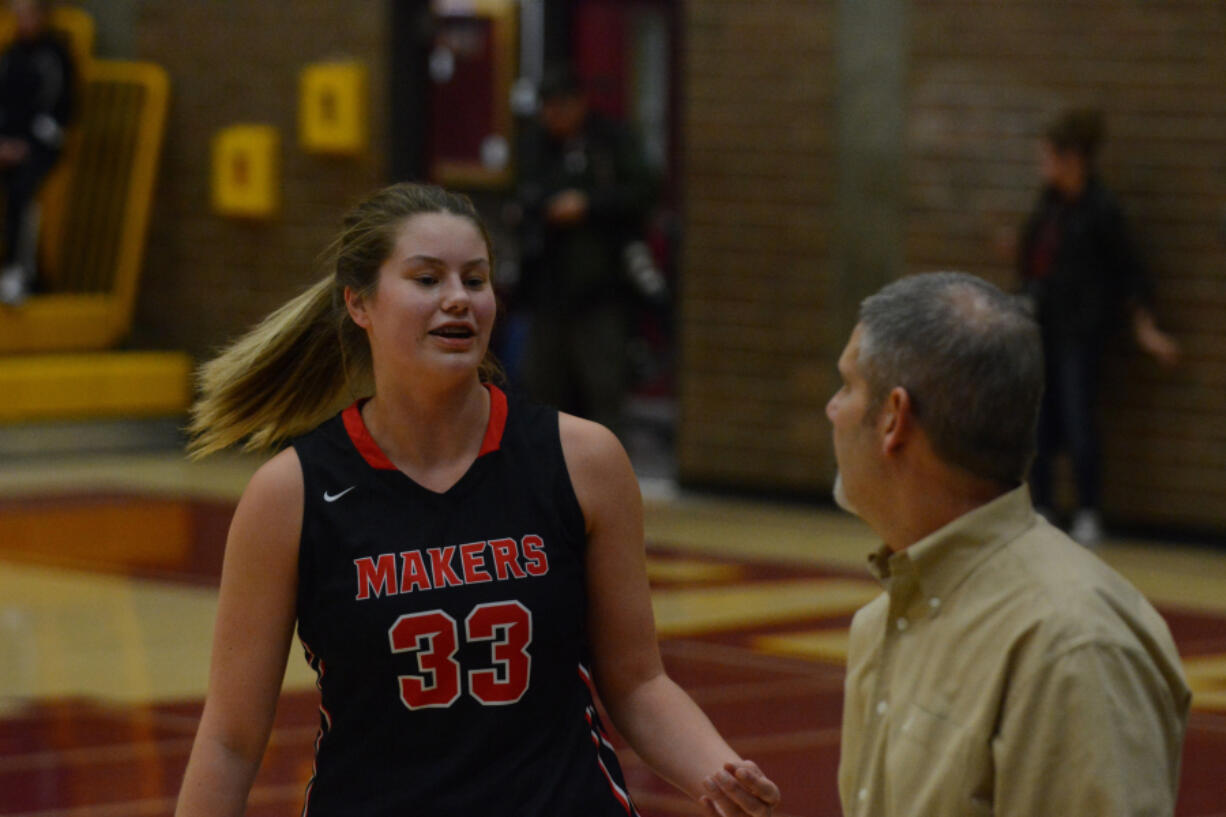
[428,322,478,347]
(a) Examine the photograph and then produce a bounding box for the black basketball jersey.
[291,385,641,817]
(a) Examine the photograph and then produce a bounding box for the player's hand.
[700,760,780,817]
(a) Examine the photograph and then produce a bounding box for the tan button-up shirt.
[838,486,1190,817]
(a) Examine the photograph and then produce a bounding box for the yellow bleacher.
[0,7,189,424]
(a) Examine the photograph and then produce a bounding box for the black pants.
[1031,337,1103,511]
[522,302,630,437]
[3,145,59,281]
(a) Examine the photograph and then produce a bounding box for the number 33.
[389,600,533,710]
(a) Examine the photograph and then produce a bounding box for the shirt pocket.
[884,700,970,813]
[893,699,949,748]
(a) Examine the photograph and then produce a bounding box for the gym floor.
[1,446,1224,816]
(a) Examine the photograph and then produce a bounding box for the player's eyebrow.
[404,255,490,270]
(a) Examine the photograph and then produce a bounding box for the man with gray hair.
[828,272,1189,816]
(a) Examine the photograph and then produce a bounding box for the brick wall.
[679,0,1226,532]
[677,0,837,492]
[104,1,1226,531]
[907,0,1226,531]
[128,1,388,357]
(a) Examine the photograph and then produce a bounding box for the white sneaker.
[0,264,30,306]
[1070,509,1105,548]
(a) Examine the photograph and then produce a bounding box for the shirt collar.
[866,485,1038,604]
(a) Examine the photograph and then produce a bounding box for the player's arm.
[175,448,304,817]
[561,414,780,816]
[993,640,1188,817]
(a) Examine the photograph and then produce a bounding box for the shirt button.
[929,597,941,610]
[896,617,909,631]
[859,787,868,801]
[876,700,888,715]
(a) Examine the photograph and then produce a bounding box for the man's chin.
[832,472,860,516]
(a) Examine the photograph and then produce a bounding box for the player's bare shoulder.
[557,413,638,528]
[228,446,305,558]
[243,446,304,508]
[558,412,627,470]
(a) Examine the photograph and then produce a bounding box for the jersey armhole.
[289,437,317,630]
[552,411,590,553]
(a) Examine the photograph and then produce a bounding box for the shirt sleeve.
[1098,194,1155,309]
[992,639,1186,817]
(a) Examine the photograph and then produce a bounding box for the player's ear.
[345,286,371,329]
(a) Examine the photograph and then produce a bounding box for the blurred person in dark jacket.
[510,65,656,437]
[1018,108,1179,546]
[0,0,75,305]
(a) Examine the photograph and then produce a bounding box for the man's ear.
[345,286,371,329]
[880,386,914,455]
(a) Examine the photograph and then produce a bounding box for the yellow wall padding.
[0,351,192,423]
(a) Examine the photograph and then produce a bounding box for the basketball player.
[175,183,778,817]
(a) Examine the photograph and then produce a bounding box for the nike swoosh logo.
[323,486,356,503]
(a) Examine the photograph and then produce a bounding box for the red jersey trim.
[342,402,395,470]
[577,663,639,817]
[479,383,509,457]
[342,384,508,471]
[300,638,331,817]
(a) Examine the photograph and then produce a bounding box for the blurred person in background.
[0,0,74,305]
[1018,107,1180,546]
[828,272,1189,817]
[176,182,778,817]
[510,64,657,438]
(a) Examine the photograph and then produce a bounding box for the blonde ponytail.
[186,274,371,459]
[186,182,494,459]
